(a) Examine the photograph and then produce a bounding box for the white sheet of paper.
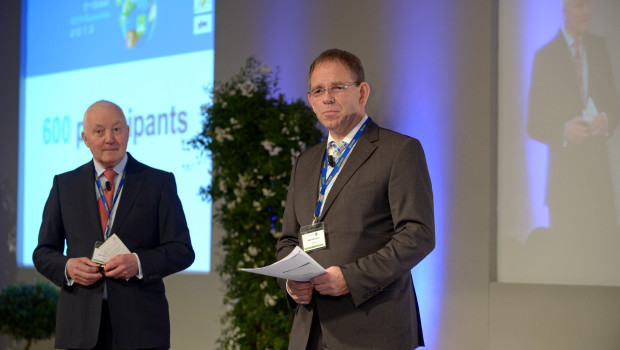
[239,246,326,282]
[92,234,131,264]
[582,97,598,124]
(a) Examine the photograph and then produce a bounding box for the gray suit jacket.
[276,119,435,349]
[33,153,194,349]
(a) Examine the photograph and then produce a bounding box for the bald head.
[562,0,591,37]
[84,100,126,126]
[81,100,130,168]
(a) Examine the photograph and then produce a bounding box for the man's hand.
[104,253,138,280]
[286,280,314,305]
[588,114,608,136]
[564,116,589,145]
[311,266,349,297]
[67,257,102,286]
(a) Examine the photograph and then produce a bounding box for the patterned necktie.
[572,39,585,105]
[330,141,347,162]
[98,169,117,234]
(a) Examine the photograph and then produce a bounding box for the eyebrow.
[310,81,348,90]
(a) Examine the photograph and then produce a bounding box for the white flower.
[227,201,236,210]
[264,293,278,307]
[269,146,282,156]
[271,229,282,239]
[237,174,249,189]
[248,246,259,257]
[261,140,282,156]
[281,127,290,135]
[290,148,301,162]
[221,101,228,109]
[233,187,245,198]
[258,63,272,75]
[213,126,234,143]
[261,140,275,151]
[260,280,268,289]
[238,79,257,97]
[218,179,227,193]
[253,200,262,211]
[262,188,275,197]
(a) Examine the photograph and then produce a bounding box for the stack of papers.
[92,234,131,264]
[239,246,326,282]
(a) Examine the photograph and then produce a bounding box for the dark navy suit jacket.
[528,31,619,230]
[33,153,194,349]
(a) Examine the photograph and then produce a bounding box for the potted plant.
[0,281,59,350]
[191,57,323,349]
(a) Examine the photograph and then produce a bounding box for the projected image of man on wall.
[526,0,620,277]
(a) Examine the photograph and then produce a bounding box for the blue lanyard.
[94,165,127,239]
[313,118,369,224]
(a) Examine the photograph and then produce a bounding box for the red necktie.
[98,169,117,235]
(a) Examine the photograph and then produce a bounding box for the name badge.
[300,222,327,252]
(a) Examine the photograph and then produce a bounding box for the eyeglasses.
[308,82,360,98]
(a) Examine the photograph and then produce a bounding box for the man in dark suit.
[276,49,435,349]
[527,0,619,237]
[33,100,195,350]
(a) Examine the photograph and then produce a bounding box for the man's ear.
[359,82,370,106]
[81,131,88,147]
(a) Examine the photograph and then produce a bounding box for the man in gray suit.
[276,49,435,349]
[33,100,194,349]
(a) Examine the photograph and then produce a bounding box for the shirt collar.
[93,153,128,177]
[561,25,579,49]
[327,114,369,148]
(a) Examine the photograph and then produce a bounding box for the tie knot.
[330,141,346,156]
[103,169,116,182]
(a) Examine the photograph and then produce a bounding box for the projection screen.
[498,0,620,286]
[18,0,214,273]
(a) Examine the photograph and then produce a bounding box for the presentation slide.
[498,0,620,286]
[18,0,214,273]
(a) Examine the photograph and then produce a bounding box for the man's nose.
[104,131,115,142]
[321,92,335,103]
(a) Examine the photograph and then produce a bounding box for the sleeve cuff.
[64,260,74,286]
[133,252,143,280]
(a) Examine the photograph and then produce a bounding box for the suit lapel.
[552,31,583,102]
[80,162,106,240]
[299,142,327,222]
[111,154,145,233]
[318,120,379,221]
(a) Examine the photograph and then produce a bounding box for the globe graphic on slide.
[119,0,157,49]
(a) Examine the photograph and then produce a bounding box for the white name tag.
[300,222,327,252]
